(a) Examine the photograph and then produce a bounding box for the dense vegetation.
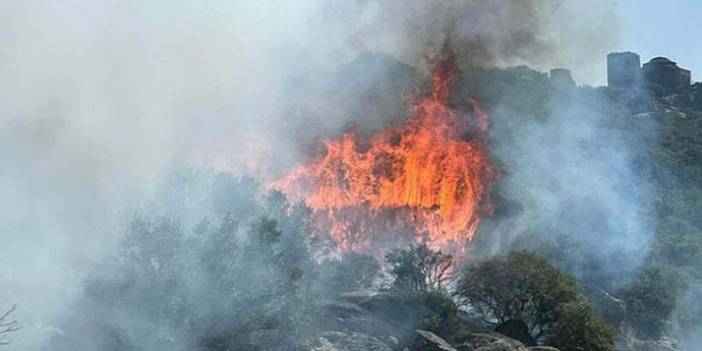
[47,173,615,350]
[458,66,702,348]
[455,251,615,350]
[40,55,702,350]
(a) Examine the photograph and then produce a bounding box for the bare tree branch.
[0,305,21,345]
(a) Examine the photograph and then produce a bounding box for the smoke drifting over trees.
[1,0,700,350]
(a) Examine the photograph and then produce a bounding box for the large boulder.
[311,331,393,351]
[408,329,535,351]
[311,292,544,351]
[455,332,529,351]
[412,330,458,351]
[316,300,403,344]
[358,291,459,336]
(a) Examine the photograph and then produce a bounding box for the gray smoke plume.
[473,86,655,285]
[0,1,632,349]
[342,0,619,84]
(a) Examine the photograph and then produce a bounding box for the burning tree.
[271,44,497,254]
[386,244,453,293]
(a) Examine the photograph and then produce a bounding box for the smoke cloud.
[474,87,655,285]
[0,0,631,349]
[344,0,619,84]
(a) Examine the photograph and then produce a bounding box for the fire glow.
[271,47,498,253]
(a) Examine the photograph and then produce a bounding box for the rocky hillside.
[309,292,544,351]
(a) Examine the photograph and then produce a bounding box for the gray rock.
[456,332,528,351]
[311,331,393,351]
[317,300,403,343]
[414,329,458,351]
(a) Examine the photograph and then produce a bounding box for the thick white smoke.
[0,1,625,349]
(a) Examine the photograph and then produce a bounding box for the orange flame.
[270,47,497,254]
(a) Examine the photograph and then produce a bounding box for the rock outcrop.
[455,332,529,351]
[311,292,558,351]
[311,332,393,351]
[413,330,458,351]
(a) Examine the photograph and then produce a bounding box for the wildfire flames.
[271,47,498,254]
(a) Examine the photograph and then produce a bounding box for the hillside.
[44,54,702,351]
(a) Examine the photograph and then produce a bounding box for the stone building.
[642,57,691,90]
[607,51,692,91]
[607,52,641,88]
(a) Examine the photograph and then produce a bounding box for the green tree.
[454,251,579,337]
[545,302,616,351]
[454,251,614,351]
[58,207,319,351]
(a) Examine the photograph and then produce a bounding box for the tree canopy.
[454,251,615,351]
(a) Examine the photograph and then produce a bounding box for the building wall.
[642,58,691,90]
[606,52,692,91]
[680,69,692,86]
[607,52,641,88]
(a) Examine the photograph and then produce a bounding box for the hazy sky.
[616,0,701,82]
